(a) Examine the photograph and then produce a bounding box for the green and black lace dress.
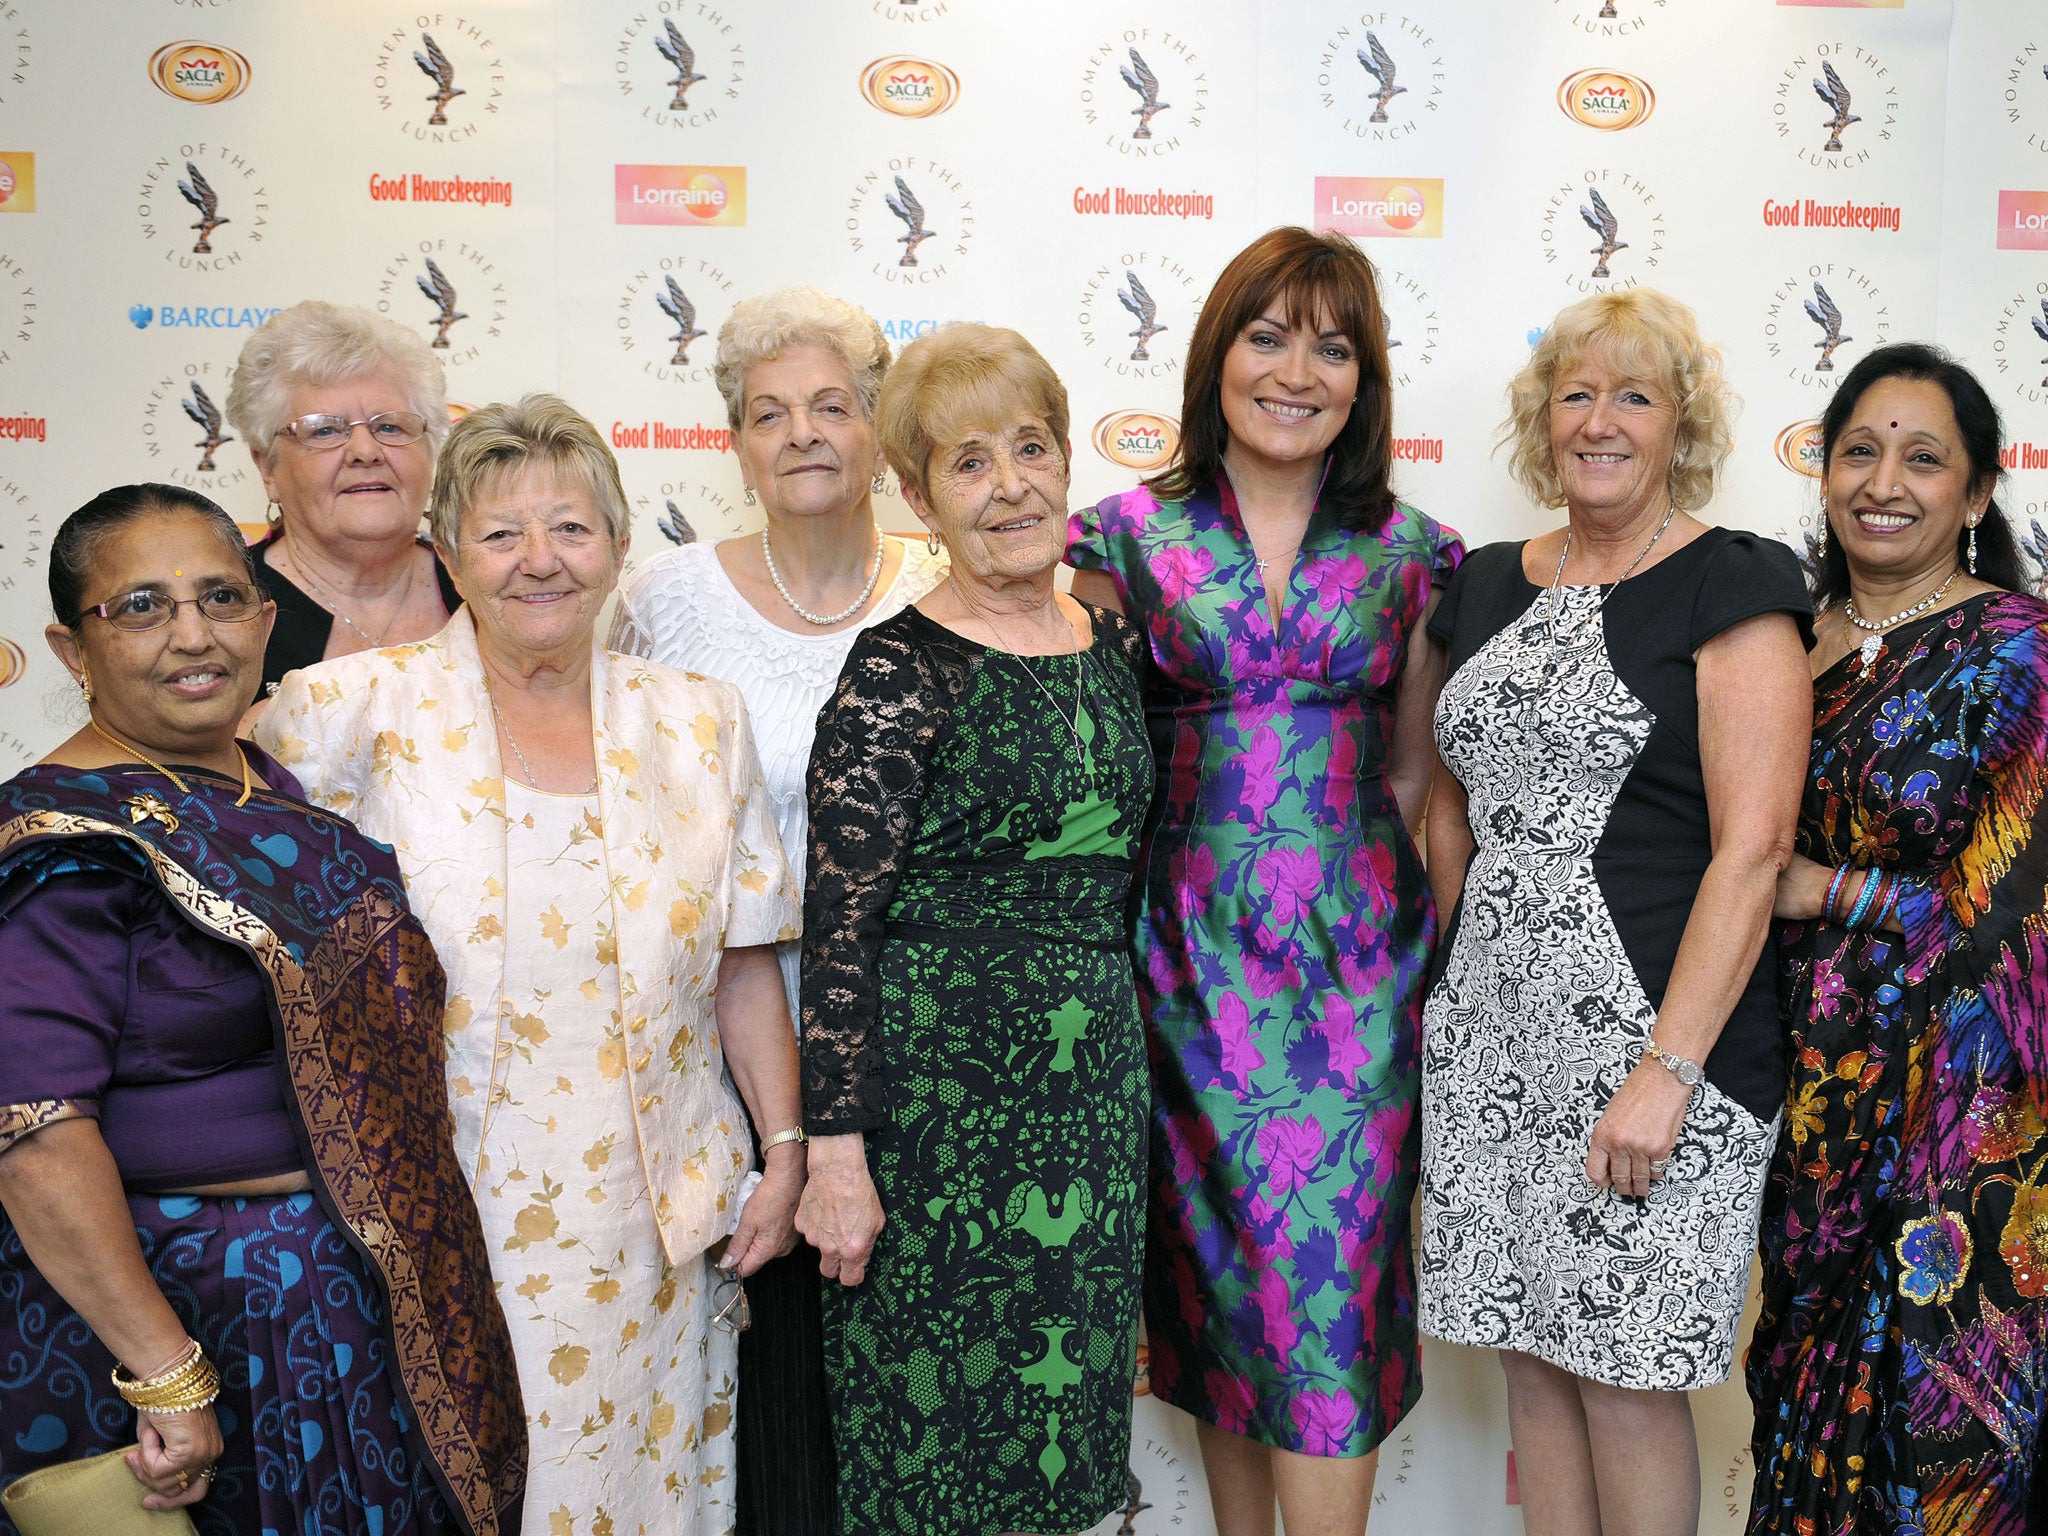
[801,603,1155,1536]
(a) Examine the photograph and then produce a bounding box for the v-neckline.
[1217,474,1325,632]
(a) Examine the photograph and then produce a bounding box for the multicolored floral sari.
[1748,592,2048,1535]
[0,758,525,1536]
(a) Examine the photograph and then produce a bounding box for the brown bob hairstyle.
[1150,226,1395,534]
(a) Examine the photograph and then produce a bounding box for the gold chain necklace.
[90,719,254,807]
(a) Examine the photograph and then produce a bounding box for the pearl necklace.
[1843,570,1961,667]
[761,526,885,626]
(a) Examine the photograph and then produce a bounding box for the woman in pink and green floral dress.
[1068,227,1459,1536]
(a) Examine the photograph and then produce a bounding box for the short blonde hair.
[714,287,891,432]
[1500,288,1736,512]
[226,300,449,454]
[875,324,1070,501]
[428,394,629,551]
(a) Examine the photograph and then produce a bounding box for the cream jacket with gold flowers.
[256,609,799,1264]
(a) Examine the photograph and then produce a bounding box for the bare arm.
[1068,568,1126,615]
[1586,611,1811,1198]
[0,1121,222,1509]
[714,943,805,1277]
[1387,594,1450,834]
[1425,757,1474,919]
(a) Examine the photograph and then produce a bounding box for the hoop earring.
[266,501,283,528]
[926,532,941,555]
[872,473,888,496]
[742,487,756,507]
[1968,518,1979,576]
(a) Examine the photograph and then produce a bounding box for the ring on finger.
[198,1465,217,1483]
[174,1471,191,1491]
[1649,1157,1671,1176]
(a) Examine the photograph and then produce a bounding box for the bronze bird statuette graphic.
[177,161,228,255]
[1805,282,1852,372]
[414,33,465,126]
[657,499,699,545]
[416,256,468,349]
[885,175,935,267]
[1813,59,1861,153]
[1600,1,1619,17]
[1121,48,1169,139]
[2018,515,2048,582]
[1116,1467,1153,1535]
[181,382,233,473]
[1580,187,1627,279]
[2031,298,2048,388]
[656,19,706,111]
[1118,273,1167,362]
[655,276,706,366]
[1356,32,1407,124]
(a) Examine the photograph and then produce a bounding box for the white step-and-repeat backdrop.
[1,2,2044,1530]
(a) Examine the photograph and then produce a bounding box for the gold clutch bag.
[0,1448,198,1536]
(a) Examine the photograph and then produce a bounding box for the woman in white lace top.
[609,285,944,1536]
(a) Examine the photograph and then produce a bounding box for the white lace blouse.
[611,538,950,1017]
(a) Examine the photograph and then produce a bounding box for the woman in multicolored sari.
[1067,226,1460,1536]
[0,484,525,1535]
[257,396,804,1536]
[1749,342,2048,1533]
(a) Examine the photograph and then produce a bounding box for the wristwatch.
[759,1126,808,1154]
[1643,1040,1703,1089]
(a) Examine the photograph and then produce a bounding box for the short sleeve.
[1428,550,1474,647]
[0,858,135,1151]
[720,691,801,949]
[1687,531,1816,655]
[1065,494,1115,573]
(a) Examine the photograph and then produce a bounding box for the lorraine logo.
[2000,190,2048,251]
[617,165,747,227]
[1316,17,1448,143]
[1774,46,1900,168]
[614,13,746,129]
[1078,253,1201,379]
[1991,283,2048,406]
[861,55,960,118]
[1774,418,1825,478]
[847,161,975,284]
[1092,410,1181,473]
[372,23,503,142]
[141,364,249,490]
[1376,266,1442,389]
[149,41,252,105]
[138,145,269,270]
[0,153,32,213]
[1539,171,1664,293]
[1558,70,1655,131]
[615,257,735,386]
[1081,31,1209,156]
[0,636,25,689]
[375,241,510,367]
[2003,41,2048,155]
[1764,265,1891,389]
[1315,177,1443,239]
[1553,0,1669,38]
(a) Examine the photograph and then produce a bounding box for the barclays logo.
[129,303,283,331]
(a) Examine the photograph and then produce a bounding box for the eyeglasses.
[77,581,266,632]
[711,1273,751,1334]
[276,411,430,451]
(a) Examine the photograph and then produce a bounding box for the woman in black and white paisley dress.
[1420,290,1812,1536]
[610,286,945,1536]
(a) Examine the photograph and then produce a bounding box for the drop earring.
[872,473,888,495]
[1815,498,1828,561]
[1968,518,1979,575]
[78,667,93,705]
[743,487,756,507]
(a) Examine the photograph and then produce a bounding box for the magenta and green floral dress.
[1068,479,1461,1456]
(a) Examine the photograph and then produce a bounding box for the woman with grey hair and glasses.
[610,286,946,1536]
[257,394,804,1535]
[226,300,460,695]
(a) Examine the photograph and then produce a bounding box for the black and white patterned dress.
[1419,529,1809,1390]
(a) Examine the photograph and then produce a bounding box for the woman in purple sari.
[0,484,526,1535]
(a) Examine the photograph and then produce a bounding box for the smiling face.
[736,344,885,522]
[1546,352,1679,522]
[444,462,627,662]
[1218,303,1359,478]
[1825,375,1993,589]
[904,414,1071,588]
[47,510,275,760]
[256,362,435,546]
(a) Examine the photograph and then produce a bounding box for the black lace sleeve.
[1084,601,1151,688]
[799,612,978,1134]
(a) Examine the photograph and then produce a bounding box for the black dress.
[1419,528,1812,1388]
[251,535,462,694]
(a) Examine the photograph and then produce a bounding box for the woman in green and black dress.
[795,323,1154,1535]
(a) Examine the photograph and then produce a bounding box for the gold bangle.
[114,1341,221,1413]
[113,1339,201,1391]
